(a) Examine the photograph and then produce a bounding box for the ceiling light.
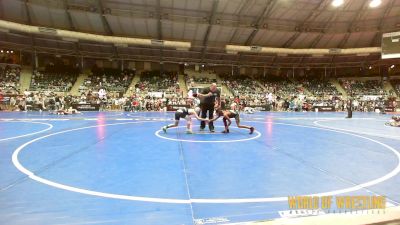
[332,0,344,7]
[369,0,381,8]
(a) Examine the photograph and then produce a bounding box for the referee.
[346,98,352,119]
[197,83,221,132]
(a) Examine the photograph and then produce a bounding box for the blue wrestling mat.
[0,111,399,225]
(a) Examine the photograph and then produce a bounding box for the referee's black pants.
[347,107,352,118]
[200,103,214,130]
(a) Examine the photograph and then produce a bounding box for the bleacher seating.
[218,74,267,106]
[31,70,77,92]
[340,80,384,96]
[0,64,21,94]
[391,79,400,95]
[79,68,135,93]
[186,76,217,88]
[256,75,304,98]
[30,63,80,92]
[136,71,180,95]
[298,78,340,97]
[219,74,262,96]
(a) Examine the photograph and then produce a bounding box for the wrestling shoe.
[162,126,167,133]
[209,125,215,133]
[221,129,229,133]
[186,130,193,134]
[249,127,255,134]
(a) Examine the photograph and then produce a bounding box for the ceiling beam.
[0,0,4,19]
[23,0,37,54]
[95,0,113,35]
[235,0,278,69]
[228,0,255,43]
[308,2,344,48]
[63,0,76,30]
[18,0,400,36]
[156,0,163,67]
[337,1,370,48]
[370,0,395,47]
[2,38,382,68]
[95,0,119,60]
[200,0,219,62]
[243,0,278,46]
[282,0,334,48]
[24,0,32,25]
[329,1,370,66]
[156,0,162,40]
[237,0,253,17]
[63,0,81,55]
[298,4,344,65]
[202,0,219,47]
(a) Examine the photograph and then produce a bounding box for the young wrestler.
[243,107,255,114]
[50,107,81,115]
[211,108,255,134]
[386,115,400,127]
[162,106,208,134]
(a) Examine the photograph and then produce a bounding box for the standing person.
[344,81,353,119]
[211,108,255,134]
[380,97,387,115]
[162,105,208,134]
[346,98,353,118]
[196,83,221,132]
[386,116,400,127]
[98,88,107,111]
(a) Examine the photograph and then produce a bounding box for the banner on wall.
[312,106,335,112]
[375,107,395,112]
[72,103,100,111]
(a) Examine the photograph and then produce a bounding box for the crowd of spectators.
[79,68,134,94]
[255,75,305,99]
[4,90,69,112]
[1,68,398,113]
[3,89,194,112]
[185,75,217,88]
[391,79,400,95]
[297,77,340,97]
[30,63,79,92]
[123,95,191,112]
[220,75,262,96]
[218,74,267,106]
[0,64,20,95]
[135,71,181,97]
[30,70,76,92]
[340,79,385,96]
[5,90,391,113]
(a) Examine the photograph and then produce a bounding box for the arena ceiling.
[0,0,400,68]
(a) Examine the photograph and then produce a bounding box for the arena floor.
[0,111,399,225]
